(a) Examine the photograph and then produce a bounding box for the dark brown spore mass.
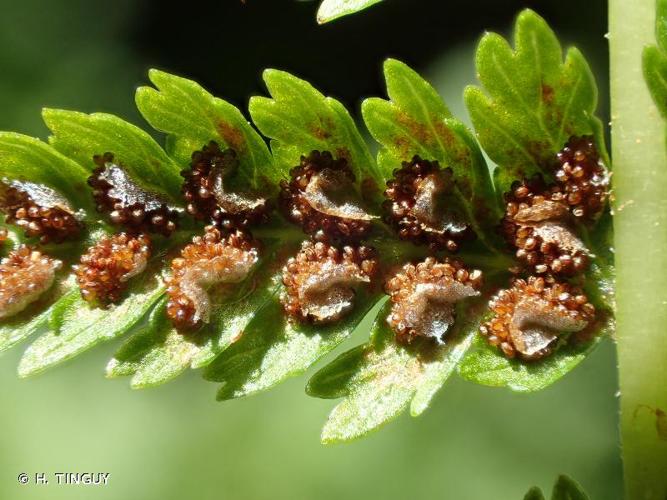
[501,136,609,276]
[501,177,589,276]
[555,135,609,220]
[182,141,271,231]
[0,180,82,243]
[383,155,472,252]
[166,226,259,330]
[75,232,151,306]
[480,275,595,361]
[281,240,377,324]
[279,150,372,243]
[89,153,179,236]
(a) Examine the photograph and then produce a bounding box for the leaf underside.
[204,288,382,401]
[0,9,613,444]
[107,239,289,388]
[308,299,479,443]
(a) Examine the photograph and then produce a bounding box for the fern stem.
[610,0,667,498]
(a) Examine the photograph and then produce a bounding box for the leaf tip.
[320,427,342,445]
[516,7,544,27]
[41,107,63,129]
[147,67,163,82]
[17,359,39,379]
[304,379,318,398]
[523,486,546,500]
[383,57,406,73]
[104,359,119,379]
[261,68,281,83]
[134,85,153,105]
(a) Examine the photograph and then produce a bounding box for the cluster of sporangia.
[0,244,62,320]
[0,180,74,318]
[280,151,483,345]
[279,151,379,324]
[381,156,483,343]
[0,133,607,361]
[74,153,180,308]
[383,156,472,252]
[481,136,608,360]
[0,143,266,329]
[166,141,265,329]
[0,180,82,243]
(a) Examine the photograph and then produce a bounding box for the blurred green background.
[0,0,620,499]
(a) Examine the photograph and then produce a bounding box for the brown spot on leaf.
[311,117,335,141]
[541,83,555,104]
[473,199,493,224]
[335,147,352,163]
[392,135,411,160]
[633,405,667,441]
[658,408,667,440]
[217,121,245,152]
[396,113,432,151]
[456,175,473,200]
[526,140,554,169]
[433,119,458,149]
[312,127,331,140]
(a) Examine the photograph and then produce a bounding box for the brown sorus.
[479,275,595,361]
[502,176,589,276]
[75,232,151,306]
[281,240,377,324]
[279,150,374,243]
[0,180,82,243]
[385,256,482,343]
[166,226,259,330]
[182,141,271,230]
[89,153,179,236]
[555,135,609,220]
[0,245,62,319]
[383,155,472,252]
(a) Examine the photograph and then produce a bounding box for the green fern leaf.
[13,110,190,376]
[107,239,293,387]
[362,58,503,248]
[249,69,383,190]
[106,73,295,388]
[18,273,164,377]
[136,69,278,188]
[0,9,616,446]
[316,0,383,24]
[308,299,480,443]
[524,475,589,500]
[199,69,387,400]
[0,137,94,353]
[43,109,183,203]
[0,132,94,213]
[204,289,382,400]
[464,9,605,194]
[524,487,546,500]
[458,324,606,392]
